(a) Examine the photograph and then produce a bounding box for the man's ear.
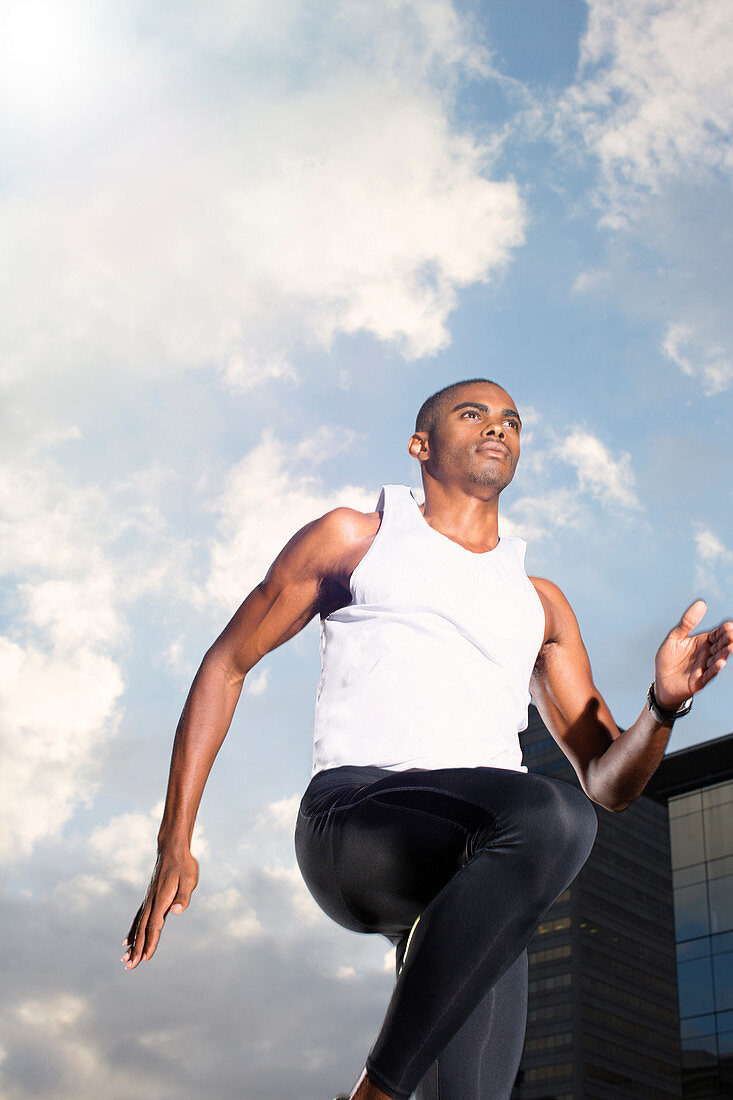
[408,432,428,460]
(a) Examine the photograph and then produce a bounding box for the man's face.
[413,383,522,492]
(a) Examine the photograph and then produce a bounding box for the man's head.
[409,378,521,495]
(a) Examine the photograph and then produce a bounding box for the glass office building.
[652,733,733,1098]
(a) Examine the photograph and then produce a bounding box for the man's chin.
[473,482,508,496]
[470,468,511,491]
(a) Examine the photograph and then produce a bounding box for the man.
[123,379,732,1100]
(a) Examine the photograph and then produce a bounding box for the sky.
[1,0,732,1096]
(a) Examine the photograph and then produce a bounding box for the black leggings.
[294,764,598,1100]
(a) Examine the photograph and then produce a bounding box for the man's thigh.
[333,776,496,935]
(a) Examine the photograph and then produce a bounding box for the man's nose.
[482,421,505,439]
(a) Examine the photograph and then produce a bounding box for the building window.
[524,1032,573,1054]
[713,949,733,1013]
[523,1061,573,1083]
[529,944,572,965]
[670,777,733,1091]
[677,956,715,1017]
[527,1002,572,1024]
[670,809,705,869]
[674,881,710,939]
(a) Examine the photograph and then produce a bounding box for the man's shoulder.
[316,504,381,544]
[262,504,380,592]
[528,576,567,605]
[299,505,381,583]
[528,576,579,645]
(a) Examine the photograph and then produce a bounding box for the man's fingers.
[140,884,187,958]
[169,873,197,914]
[128,908,161,968]
[169,894,187,915]
[711,622,733,650]
[124,872,192,968]
[124,907,152,968]
[123,859,198,970]
[123,885,160,968]
[678,599,707,635]
[124,903,144,949]
[141,915,165,963]
[706,652,730,676]
[122,903,146,964]
[701,660,725,689]
[708,638,732,665]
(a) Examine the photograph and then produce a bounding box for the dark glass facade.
[652,736,733,1098]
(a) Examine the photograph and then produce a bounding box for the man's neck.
[418,483,501,554]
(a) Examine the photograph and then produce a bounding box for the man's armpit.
[532,639,559,677]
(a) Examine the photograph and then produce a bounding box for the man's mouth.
[476,442,509,458]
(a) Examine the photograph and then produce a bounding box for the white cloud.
[262,861,323,928]
[3,986,175,1100]
[15,993,86,1034]
[558,0,733,222]
[137,1023,202,1059]
[694,526,733,593]
[502,416,644,544]
[663,323,733,396]
[244,666,270,697]
[506,488,585,542]
[164,636,187,675]
[255,793,301,833]
[85,804,209,891]
[557,429,641,512]
[0,460,108,579]
[0,423,372,868]
[559,5,733,402]
[0,457,191,626]
[0,0,525,451]
[202,427,378,609]
[0,638,123,864]
[18,576,121,651]
[201,886,263,940]
[0,456,200,865]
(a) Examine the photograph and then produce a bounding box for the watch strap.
[647,682,693,723]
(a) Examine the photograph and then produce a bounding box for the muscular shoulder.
[265,505,380,590]
[320,505,381,542]
[529,576,580,647]
[314,506,380,565]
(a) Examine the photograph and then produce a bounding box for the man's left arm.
[529,579,733,812]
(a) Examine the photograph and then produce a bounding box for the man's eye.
[461,410,480,419]
[504,418,519,429]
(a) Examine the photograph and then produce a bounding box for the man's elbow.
[581,764,632,814]
[585,778,632,814]
[201,643,251,687]
[591,793,632,814]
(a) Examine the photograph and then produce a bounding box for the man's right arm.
[122,506,360,970]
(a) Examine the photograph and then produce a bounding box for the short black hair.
[414,378,502,434]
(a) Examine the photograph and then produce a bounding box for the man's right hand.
[122,847,199,969]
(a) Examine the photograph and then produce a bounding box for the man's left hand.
[654,600,733,711]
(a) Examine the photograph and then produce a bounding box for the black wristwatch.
[647,682,693,724]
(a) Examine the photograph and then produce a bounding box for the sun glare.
[0,1,101,123]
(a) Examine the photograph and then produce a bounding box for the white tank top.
[311,484,545,777]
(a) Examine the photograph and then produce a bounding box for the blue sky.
[1,1,732,1096]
